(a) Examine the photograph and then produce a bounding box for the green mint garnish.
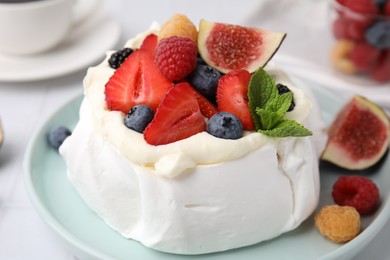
[248,68,312,138]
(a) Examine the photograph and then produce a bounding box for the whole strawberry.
[155,36,197,81]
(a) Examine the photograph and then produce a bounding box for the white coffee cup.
[0,0,98,55]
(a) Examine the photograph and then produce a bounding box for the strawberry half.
[140,34,158,55]
[105,49,173,113]
[177,82,217,119]
[144,83,206,145]
[216,69,254,130]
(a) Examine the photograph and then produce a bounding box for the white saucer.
[0,3,120,82]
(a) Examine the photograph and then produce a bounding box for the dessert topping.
[207,112,243,140]
[158,14,198,43]
[144,82,206,145]
[216,69,254,130]
[124,105,154,133]
[248,68,312,137]
[155,36,197,81]
[48,126,72,151]
[105,50,173,113]
[108,48,133,69]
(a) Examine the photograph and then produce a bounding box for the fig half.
[197,19,286,74]
[322,96,390,170]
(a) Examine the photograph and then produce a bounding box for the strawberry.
[105,50,173,113]
[140,34,158,55]
[144,83,206,145]
[344,0,378,40]
[178,82,217,119]
[216,69,254,130]
[371,50,390,82]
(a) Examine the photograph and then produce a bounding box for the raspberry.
[349,42,381,72]
[155,36,197,81]
[315,205,360,243]
[159,14,198,43]
[332,175,380,214]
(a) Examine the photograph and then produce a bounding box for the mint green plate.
[24,80,390,260]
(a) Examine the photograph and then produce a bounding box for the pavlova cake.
[60,14,328,254]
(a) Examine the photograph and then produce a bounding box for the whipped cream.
[60,26,328,254]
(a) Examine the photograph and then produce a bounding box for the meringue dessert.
[60,16,327,255]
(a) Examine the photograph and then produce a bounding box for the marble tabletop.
[0,0,389,259]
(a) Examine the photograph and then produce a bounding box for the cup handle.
[72,0,102,25]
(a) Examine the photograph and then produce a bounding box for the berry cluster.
[104,14,294,145]
[331,0,390,82]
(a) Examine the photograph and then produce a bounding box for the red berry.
[349,42,381,72]
[144,83,206,145]
[344,0,378,40]
[155,36,197,81]
[386,1,390,16]
[140,34,158,55]
[216,69,254,130]
[105,50,173,113]
[371,50,390,82]
[336,0,349,6]
[344,0,378,14]
[333,16,349,39]
[182,82,217,119]
[332,175,380,215]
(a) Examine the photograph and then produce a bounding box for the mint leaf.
[258,120,313,137]
[248,68,278,129]
[247,67,312,138]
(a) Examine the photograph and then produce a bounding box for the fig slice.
[197,19,286,74]
[322,95,390,170]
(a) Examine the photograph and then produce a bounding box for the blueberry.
[207,112,243,139]
[48,126,72,150]
[124,105,154,133]
[108,48,134,69]
[276,83,295,112]
[187,65,222,97]
[365,21,390,49]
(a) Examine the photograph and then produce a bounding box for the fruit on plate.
[197,19,286,74]
[321,95,390,170]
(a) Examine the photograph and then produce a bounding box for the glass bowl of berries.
[329,0,390,83]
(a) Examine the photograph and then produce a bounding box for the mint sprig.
[248,68,312,138]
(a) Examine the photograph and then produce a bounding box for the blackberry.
[365,21,390,49]
[108,48,133,69]
[276,83,295,111]
[207,112,243,140]
[48,126,72,150]
[187,65,222,98]
[124,105,154,133]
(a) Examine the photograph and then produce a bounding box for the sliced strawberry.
[176,82,217,119]
[105,49,173,113]
[140,34,158,55]
[144,83,206,145]
[216,69,254,130]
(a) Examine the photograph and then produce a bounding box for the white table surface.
[0,0,389,259]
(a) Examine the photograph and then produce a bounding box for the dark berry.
[276,83,295,111]
[207,112,243,139]
[48,126,71,150]
[187,65,222,98]
[332,175,380,215]
[108,48,133,69]
[124,105,154,133]
[365,21,390,49]
[374,0,388,12]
